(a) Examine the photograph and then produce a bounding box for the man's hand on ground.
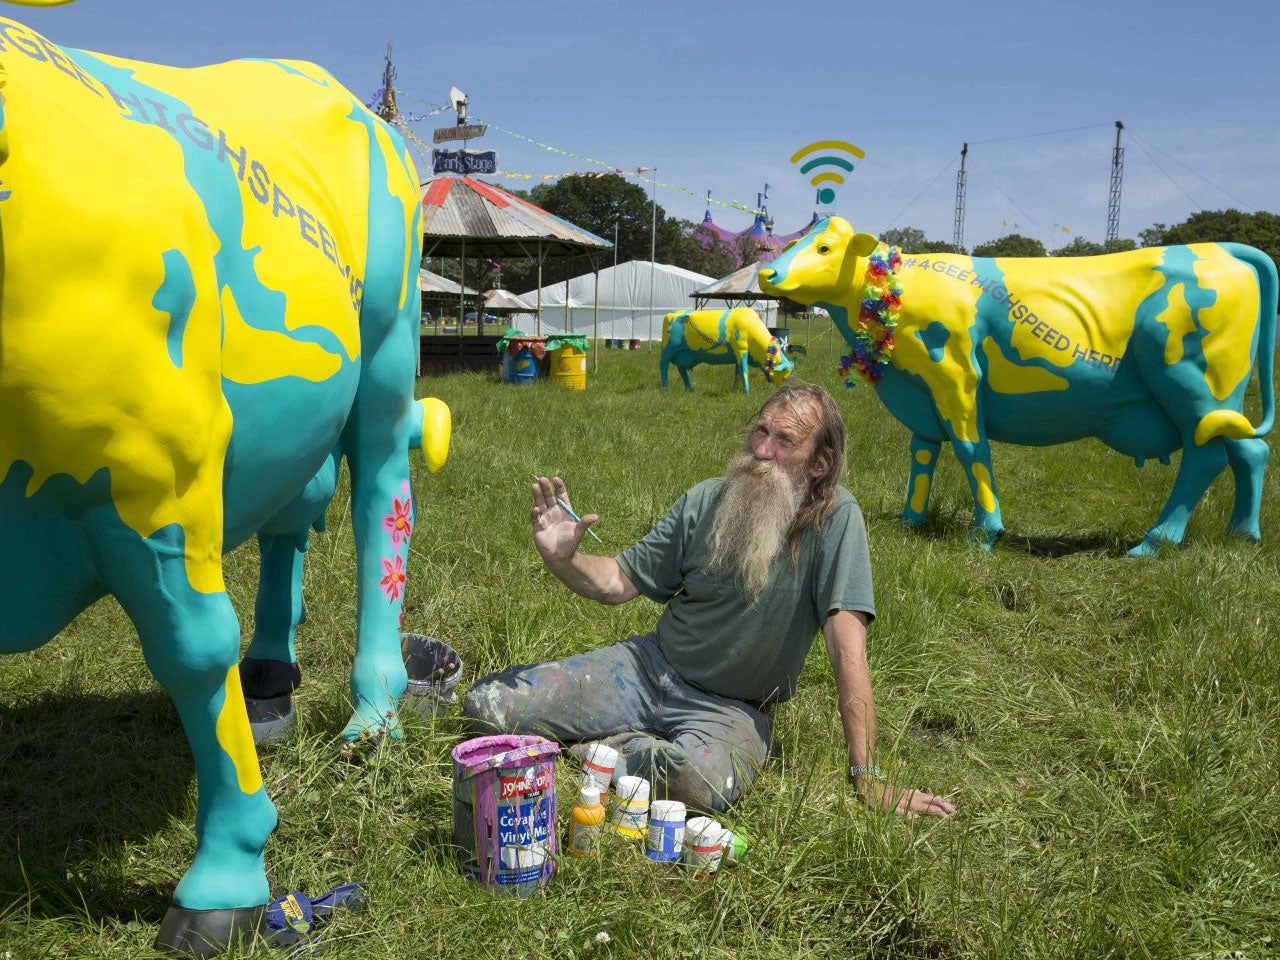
[856,779,957,819]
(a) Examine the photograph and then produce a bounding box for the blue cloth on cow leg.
[154,903,265,958]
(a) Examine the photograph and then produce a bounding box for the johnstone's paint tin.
[451,735,559,894]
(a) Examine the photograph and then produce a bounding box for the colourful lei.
[763,339,782,381]
[838,243,902,387]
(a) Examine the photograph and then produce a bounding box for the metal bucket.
[400,633,463,716]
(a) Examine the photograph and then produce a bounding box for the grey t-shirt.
[616,477,875,703]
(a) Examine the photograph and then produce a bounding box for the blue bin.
[502,348,541,385]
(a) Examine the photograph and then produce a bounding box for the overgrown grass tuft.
[3,330,1277,958]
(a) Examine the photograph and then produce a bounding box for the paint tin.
[645,799,686,862]
[579,742,619,796]
[682,816,723,874]
[610,775,650,839]
[451,735,559,894]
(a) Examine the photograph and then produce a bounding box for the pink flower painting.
[379,555,406,602]
[382,496,412,547]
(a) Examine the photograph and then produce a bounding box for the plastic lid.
[579,784,601,806]
[614,775,651,801]
[583,742,619,766]
[649,799,686,820]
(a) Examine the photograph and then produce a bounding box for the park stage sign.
[432,149,499,176]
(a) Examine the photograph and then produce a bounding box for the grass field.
[2,326,1278,959]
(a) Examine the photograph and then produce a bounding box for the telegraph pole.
[953,143,968,252]
[1106,121,1124,245]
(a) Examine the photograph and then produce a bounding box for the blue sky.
[15,0,1280,250]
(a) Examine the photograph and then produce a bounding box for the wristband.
[848,763,878,781]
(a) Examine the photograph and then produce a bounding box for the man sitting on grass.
[464,383,954,818]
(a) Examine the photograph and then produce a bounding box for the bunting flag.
[395,89,767,216]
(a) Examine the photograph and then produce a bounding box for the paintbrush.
[531,475,604,543]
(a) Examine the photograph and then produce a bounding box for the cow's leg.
[336,166,419,741]
[97,522,275,948]
[947,435,1004,548]
[1224,437,1269,541]
[241,531,305,693]
[237,532,307,746]
[339,348,414,739]
[736,351,750,394]
[678,363,694,391]
[239,452,341,743]
[1130,435,1229,556]
[901,435,943,528]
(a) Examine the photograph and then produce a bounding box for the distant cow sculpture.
[660,307,796,393]
[759,216,1276,555]
[0,15,449,954]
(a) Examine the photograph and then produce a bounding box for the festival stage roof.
[420,176,613,259]
[418,267,478,295]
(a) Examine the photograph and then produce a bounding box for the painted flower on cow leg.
[379,555,406,602]
[382,495,412,547]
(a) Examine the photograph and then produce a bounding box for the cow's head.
[758,216,879,305]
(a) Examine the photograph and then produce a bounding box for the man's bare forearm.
[543,551,639,605]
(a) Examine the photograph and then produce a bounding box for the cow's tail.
[409,397,451,473]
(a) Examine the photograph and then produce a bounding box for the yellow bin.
[550,345,588,390]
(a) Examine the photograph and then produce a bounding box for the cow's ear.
[851,233,880,258]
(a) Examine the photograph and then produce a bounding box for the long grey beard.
[706,451,804,602]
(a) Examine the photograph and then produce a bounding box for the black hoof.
[246,693,296,746]
[154,903,265,957]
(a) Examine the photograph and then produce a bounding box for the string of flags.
[393,89,766,217]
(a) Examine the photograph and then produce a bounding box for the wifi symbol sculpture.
[790,140,866,205]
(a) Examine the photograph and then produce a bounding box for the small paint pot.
[645,799,686,862]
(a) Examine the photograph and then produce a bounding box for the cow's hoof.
[245,693,295,746]
[1127,537,1167,558]
[969,528,1002,550]
[154,903,265,957]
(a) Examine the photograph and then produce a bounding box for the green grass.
[2,330,1278,959]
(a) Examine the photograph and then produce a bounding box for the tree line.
[423,174,1280,297]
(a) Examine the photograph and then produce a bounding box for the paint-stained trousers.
[462,633,772,813]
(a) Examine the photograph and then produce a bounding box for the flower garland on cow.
[762,339,783,382]
[839,243,902,387]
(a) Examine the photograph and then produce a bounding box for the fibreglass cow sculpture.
[659,307,796,393]
[759,216,1276,555]
[0,15,449,954]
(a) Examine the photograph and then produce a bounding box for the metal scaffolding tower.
[1106,121,1124,245]
[376,43,399,123]
[953,143,968,252]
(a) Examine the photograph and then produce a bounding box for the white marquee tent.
[514,260,773,341]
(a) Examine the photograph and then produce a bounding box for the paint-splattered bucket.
[451,735,560,894]
[400,633,463,716]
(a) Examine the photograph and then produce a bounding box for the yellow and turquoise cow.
[759,216,1276,555]
[660,307,796,393]
[0,14,449,953]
